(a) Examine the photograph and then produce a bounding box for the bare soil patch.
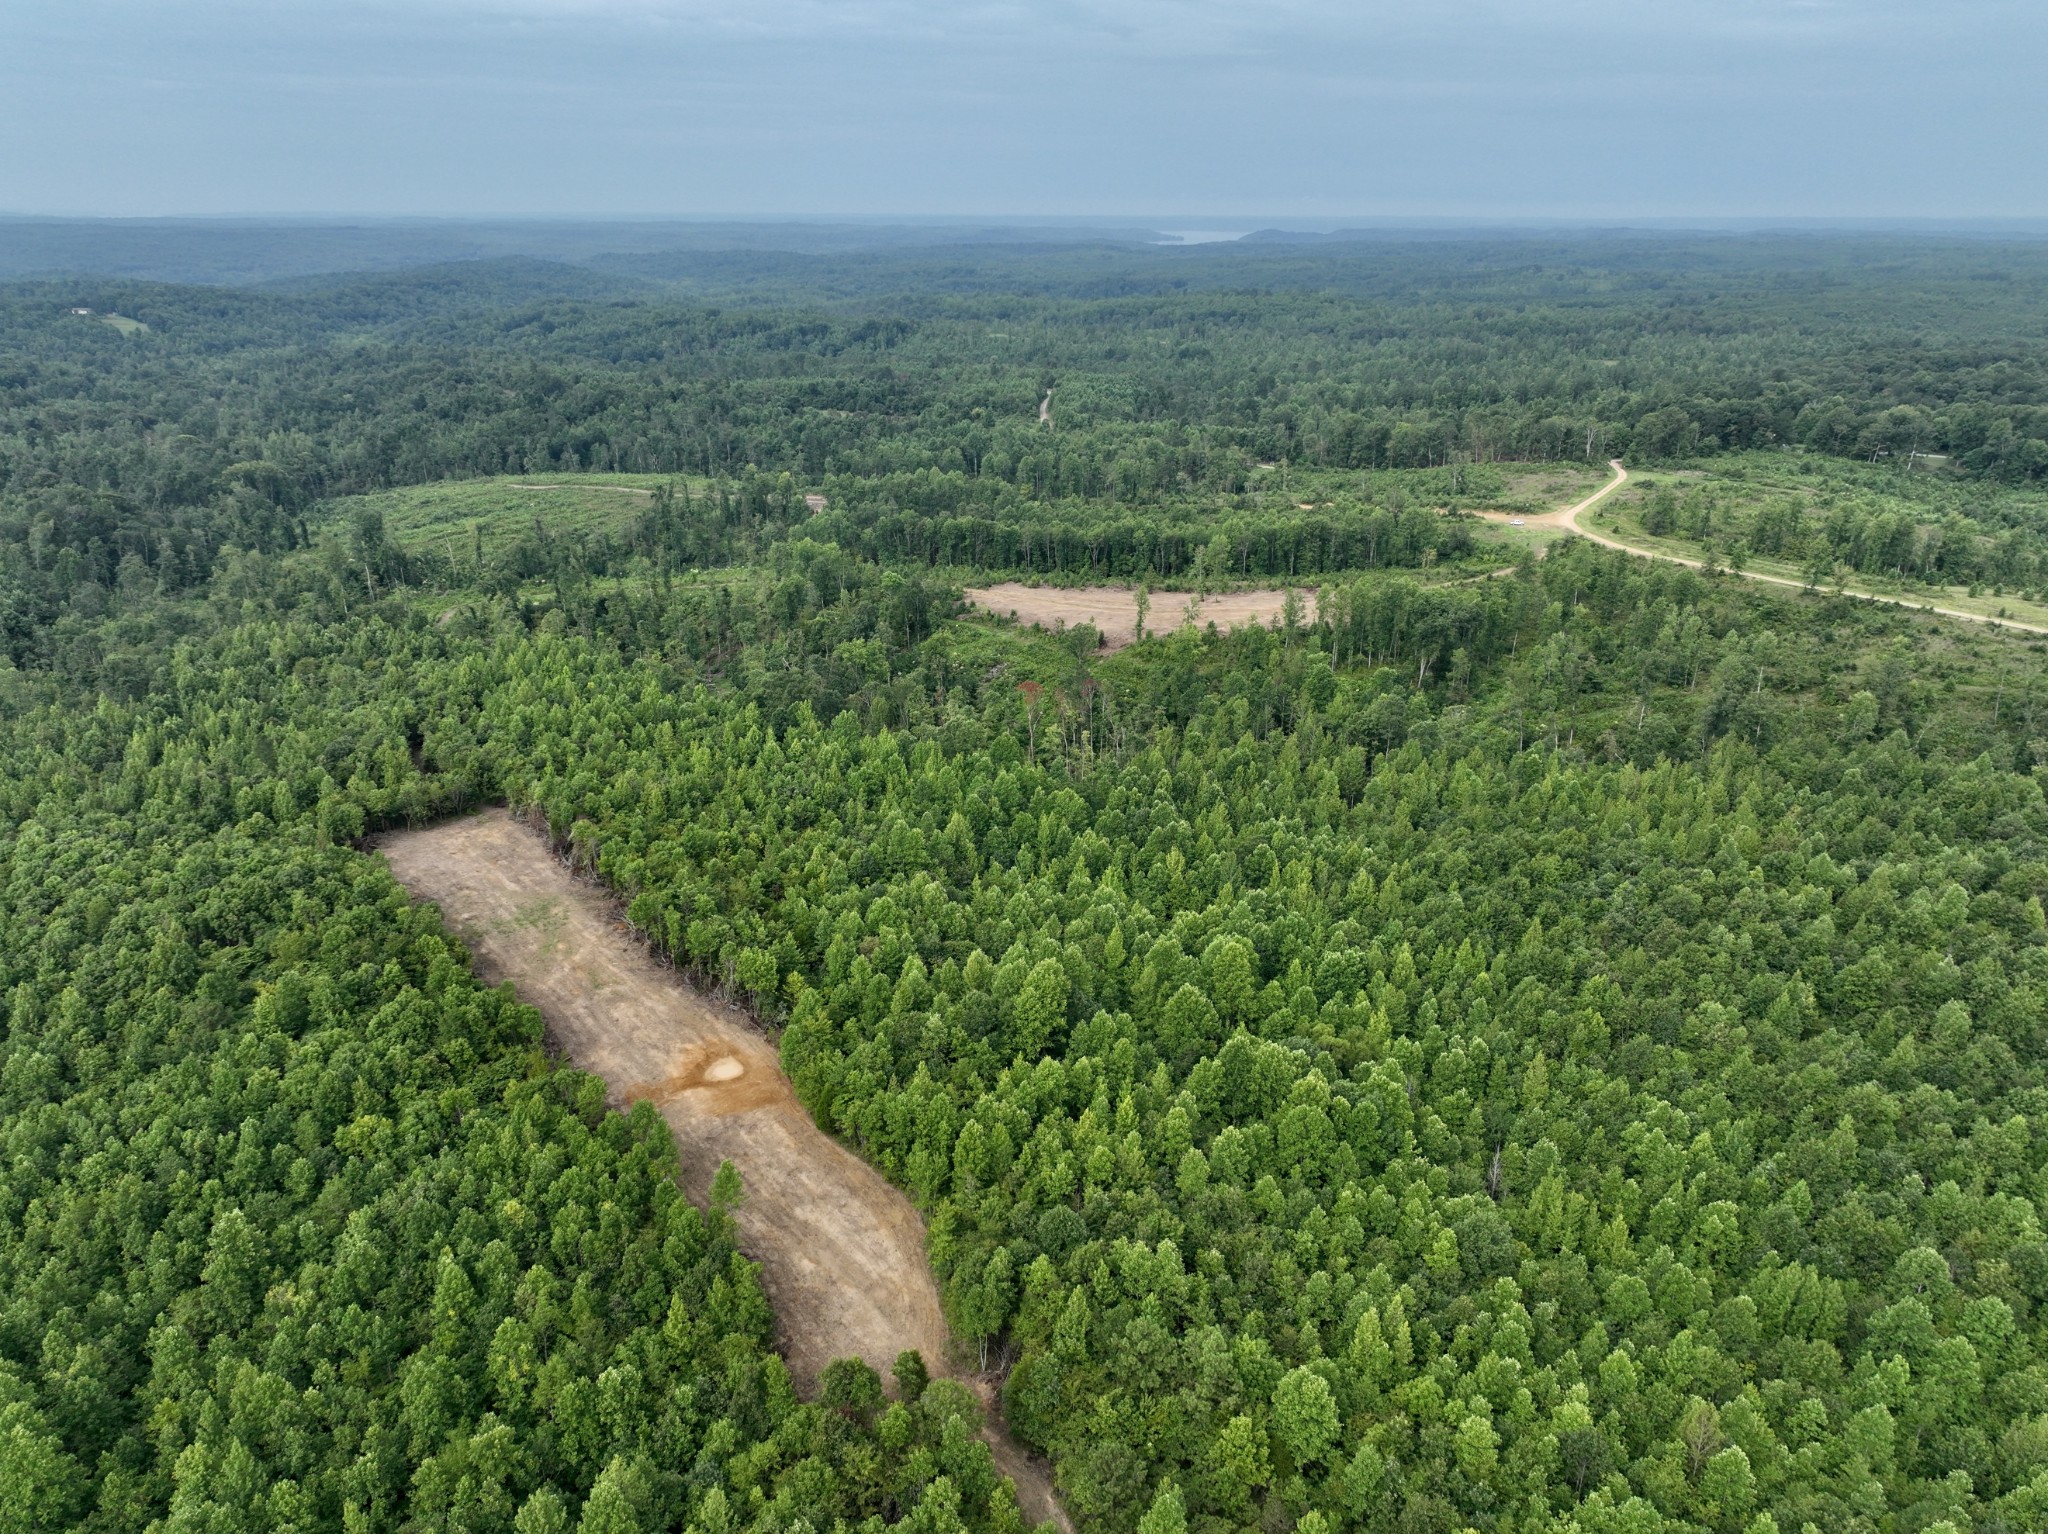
[376,811,1068,1530]
[965,581,1316,650]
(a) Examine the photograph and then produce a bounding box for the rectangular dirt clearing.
[964,582,1317,650]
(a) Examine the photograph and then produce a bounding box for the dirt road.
[964,581,1315,650]
[1467,458,1631,544]
[1474,460,2048,637]
[376,811,1070,1531]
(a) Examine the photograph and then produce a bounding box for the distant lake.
[1155,230,1248,245]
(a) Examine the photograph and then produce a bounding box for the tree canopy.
[8,231,2048,1533]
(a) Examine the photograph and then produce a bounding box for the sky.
[4,0,2044,220]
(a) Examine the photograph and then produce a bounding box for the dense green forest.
[8,228,2048,1533]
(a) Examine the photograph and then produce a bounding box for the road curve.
[1554,458,1635,542]
[1487,460,2048,639]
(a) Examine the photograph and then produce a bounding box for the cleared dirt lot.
[965,581,1316,650]
[375,811,1067,1529]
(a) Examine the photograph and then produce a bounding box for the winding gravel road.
[1486,460,2048,638]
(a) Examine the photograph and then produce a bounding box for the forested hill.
[8,233,2048,1533]
[8,231,2048,661]
[8,231,2048,502]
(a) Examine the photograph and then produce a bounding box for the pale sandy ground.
[376,811,1070,1531]
[964,581,1317,650]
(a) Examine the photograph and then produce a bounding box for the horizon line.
[5,211,2048,230]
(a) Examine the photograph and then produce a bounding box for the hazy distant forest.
[8,225,2048,1534]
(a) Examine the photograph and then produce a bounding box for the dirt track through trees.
[1471,461,2048,637]
[376,811,1069,1530]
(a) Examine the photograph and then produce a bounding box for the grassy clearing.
[1459,517,1557,559]
[1490,461,1611,511]
[323,474,695,556]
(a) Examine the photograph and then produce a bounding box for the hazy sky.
[5,0,2043,219]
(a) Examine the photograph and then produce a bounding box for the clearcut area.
[375,809,1070,1532]
[964,582,1316,650]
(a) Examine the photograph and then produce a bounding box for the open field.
[327,474,684,556]
[376,810,1069,1531]
[1464,458,1630,544]
[1488,461,1610,512]
[964,581,1316,649]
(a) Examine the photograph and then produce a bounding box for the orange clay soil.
[963,582,1316,650]
[375,809,1069,1531]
